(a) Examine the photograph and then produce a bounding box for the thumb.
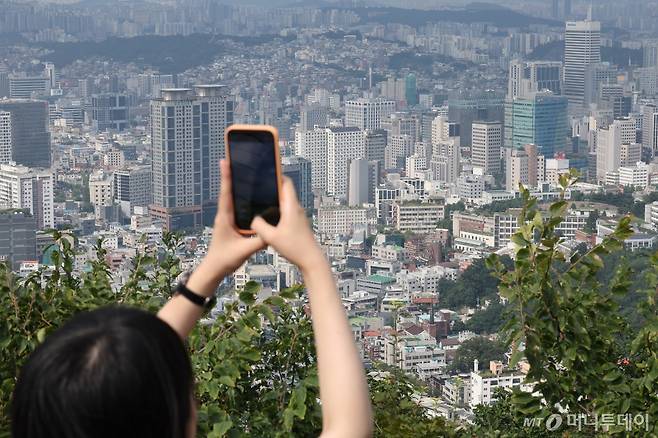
[251,216,277,242]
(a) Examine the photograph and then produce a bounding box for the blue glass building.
[504,92,569,157]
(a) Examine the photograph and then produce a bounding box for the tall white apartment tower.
[345,98,395,131]
[0,163,54,229]
[596,118,637,182]
[326,127,365,198]
[506,144,545,191]
[295,128,329,192]
[471,121,503,175]
[431,116,461,184]
[150,86,233,230]
[348,159,369,207]
[0,112,11,164]
[642,104,658,156]
[564,19,601,111]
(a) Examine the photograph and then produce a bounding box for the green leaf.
[209,420,232,438]
[243,281,261,295]
[549,200,567,218]
[603,369,620,383]
[207,380,220,399]
[240,349,261,362]
[219,375,235,387]
[511,234,528,247]
[509,349,523,368]
[239,290,256,305]
[265,296,286,307]
[256,304,276,323]
[236,326,255,342]
[279,287,298,299]
[36,327,47,344]
[620,397,630,414]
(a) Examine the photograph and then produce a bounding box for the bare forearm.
[157,259,225,339]
[303,259,373,437]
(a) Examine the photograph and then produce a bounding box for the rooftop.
[364,274,396,284]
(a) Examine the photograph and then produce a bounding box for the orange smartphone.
[225,124,283,235]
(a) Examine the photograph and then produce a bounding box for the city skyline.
[1,0,658,434]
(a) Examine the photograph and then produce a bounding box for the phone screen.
[227,129,280,230]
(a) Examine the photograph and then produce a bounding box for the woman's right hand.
[250,177,325,273]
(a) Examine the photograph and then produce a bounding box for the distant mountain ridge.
[352,5,560,28]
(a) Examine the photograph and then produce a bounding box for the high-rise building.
[149,86,233,230]
[386,112,419,141]
[300,105,329,132]
[296,128,329,192]
[0,163,54,229]
[89,93,129,132]
[405,73,418,106]
[379,77,407,103]
[506,144,545,191]
[636,68,658,97]
[282,156,313,210]
[114,165,152,216]
[504,92,569,157]
[643,41,658,68]
[9,75,50,99]
[365,129,387,164]
[642,104,658,156]
[564,0,572,17]
[421,111,438,144]
[44,63,57,89]
[0,71,9,98]
[596,118,637,182]
[405,154,427,179]
[620,143,642,167]
[385,134,414,169]
[0,100,51,168]
[564,19,602,111]
[326,127,365,198]
[0,112,10,164]
[0,210,36,270]
[508,60,563,99]
[345,98,395,131]
[472,121,503,175]
[552,0,560,19]
[431,117,461,183]
[551,0,572,19]
[448,90,504,147]
[78,77,94,100]
[584,62,617,107]
[348,159,369,207]
[367,160,381,203]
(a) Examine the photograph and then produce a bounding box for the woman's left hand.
[187,159,266,297]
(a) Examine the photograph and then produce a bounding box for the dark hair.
[11,306,193,438]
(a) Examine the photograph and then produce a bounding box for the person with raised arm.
[11,160,373,438]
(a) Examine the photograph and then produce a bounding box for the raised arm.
[157,160,265,338]
[251,179,373,438]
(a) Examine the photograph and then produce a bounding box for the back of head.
[11,306,193,438]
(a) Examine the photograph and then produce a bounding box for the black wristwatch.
[174,281,217,311]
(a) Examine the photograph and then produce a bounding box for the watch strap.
[175,282,216,310]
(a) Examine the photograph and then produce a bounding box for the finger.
[219,159,234,218]
[279,176,301,215]
[251,216,277,241]
[240,234,267,254]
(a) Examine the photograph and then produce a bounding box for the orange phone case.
[224,124,283,235]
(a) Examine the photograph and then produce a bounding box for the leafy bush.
[485,173,658,436]
[0,230,450,437]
